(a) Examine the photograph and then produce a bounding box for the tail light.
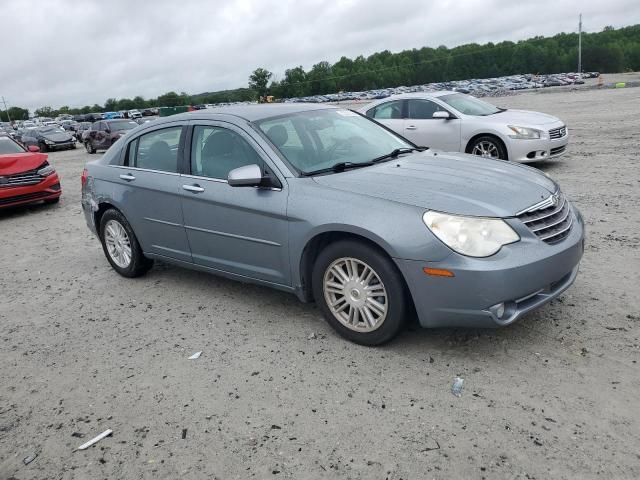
[81,168,88,187]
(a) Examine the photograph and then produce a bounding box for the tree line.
[2,24,639,121]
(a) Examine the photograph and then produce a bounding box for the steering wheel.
[325,136,367,161]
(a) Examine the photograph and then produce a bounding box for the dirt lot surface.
[1,86,639,480]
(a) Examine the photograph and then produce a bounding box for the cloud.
[1,0,638,111]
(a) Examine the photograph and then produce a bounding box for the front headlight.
[45,139,55,145]
[507,125,545,140]
[423,211,520,257]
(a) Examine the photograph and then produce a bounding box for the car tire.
[39,142,48,153]
[99,209,153,278]
[469,135,507,160]
[85,141,96,154]
[312,240,407,346]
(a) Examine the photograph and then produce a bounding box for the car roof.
[155,103,338,124]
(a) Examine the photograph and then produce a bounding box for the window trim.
[122,124,187,174]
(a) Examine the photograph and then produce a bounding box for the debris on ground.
[181,428,187,439]
[308,333,317,340]
[451,377,464,397]
[188,351,202,360]
[77,429,113,450]
[23,453,38,465]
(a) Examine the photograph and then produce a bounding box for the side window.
[91,121,100,131]
[369,100,403,120]
[407,99,441,119]
[191,126,262,180]
[131,126,182,173]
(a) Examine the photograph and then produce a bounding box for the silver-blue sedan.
[81,104,584,345]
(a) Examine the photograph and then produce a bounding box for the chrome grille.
[0,167,44,188]
[517,192,573,244]
[549,126,567,139]
[550,145,566,156]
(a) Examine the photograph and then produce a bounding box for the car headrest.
[266,125,288,147]
[203,131,235,158]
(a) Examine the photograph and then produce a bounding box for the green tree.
[104,98,118,111]
[248,68,273,98]
[156,91,182,107]
[34,106,54,117]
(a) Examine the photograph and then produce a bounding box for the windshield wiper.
[300,161,374,177]
[370,146,426,163]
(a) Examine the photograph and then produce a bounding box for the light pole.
[1,96,11,123]
[578,14,582,77]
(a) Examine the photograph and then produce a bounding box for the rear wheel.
[85,141,95,154]
[469,135,507,160]
[99,209,153,277]
[312,240,407,345]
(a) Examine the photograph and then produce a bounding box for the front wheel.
[99,209,153,278]
[85,141,96,154]
[312,240,408,346]
[469,136,507,160]
[39,142,48,153]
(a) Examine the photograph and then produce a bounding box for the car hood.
[41,131,72,142]
[0,152,48,175]
[312,151,557,217]
[482,109,561,126]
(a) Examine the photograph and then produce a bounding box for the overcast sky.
[2,0,638,111]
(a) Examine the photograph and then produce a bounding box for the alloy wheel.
[103,219,132,268]
[471,140,500,158]
[323,257,388,332]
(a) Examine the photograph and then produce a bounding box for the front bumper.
[507,132,569,163]
[46,141,75,151]
[395,205,584,328]
[0,173,62,208]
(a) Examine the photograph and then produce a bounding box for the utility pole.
[1,96,11,123]
[578,13,582,77]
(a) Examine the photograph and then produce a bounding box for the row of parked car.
[284,72,600,103]
[1,117,158,153]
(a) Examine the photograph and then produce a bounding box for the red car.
[0,135,62,208]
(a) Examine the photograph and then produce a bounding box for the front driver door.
[180,122,290,286]
[403,99,461,151]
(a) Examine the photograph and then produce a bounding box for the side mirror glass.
[432,111,451,119]
[28,145,40,152]
[228,164,263,187]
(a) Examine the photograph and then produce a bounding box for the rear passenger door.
[112,123,192,262]
[365,100,405,137]
[180,121,290,286]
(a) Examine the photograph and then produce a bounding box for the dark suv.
[83,119,138,153]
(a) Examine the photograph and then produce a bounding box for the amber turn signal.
[423,267,455,277]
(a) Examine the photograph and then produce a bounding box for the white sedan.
[358,91,568,163]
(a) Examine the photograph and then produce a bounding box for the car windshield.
[0,137,26,154]
[109,120,138,131]
[438,93,502,116]
[255,109,412,174]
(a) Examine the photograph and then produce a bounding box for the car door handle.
[119,173,136,181]
[406,125,417,130]
[183,184,205,193]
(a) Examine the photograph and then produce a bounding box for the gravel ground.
[1,85,639,480]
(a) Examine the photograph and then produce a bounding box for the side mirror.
[28,145,40,152]
[104,128,110,133]
[228,164,264,187]
[432,111,451,119]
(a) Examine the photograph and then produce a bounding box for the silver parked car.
[359,92,569,162]
[81,104,584,345]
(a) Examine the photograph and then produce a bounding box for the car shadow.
[145,259,553,359]
[0,201,60,220]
